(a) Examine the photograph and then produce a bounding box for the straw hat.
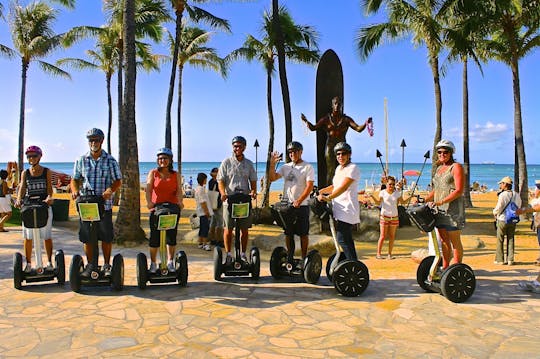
[498,176,513,185]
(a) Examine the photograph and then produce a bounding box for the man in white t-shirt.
[269,141,315,260]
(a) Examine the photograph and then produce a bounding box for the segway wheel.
[13,252,23,290]
[176,251,188,287]
[213,246,223,281]
[250,247,260,280]
[326,252,346,282]
[333,260,370,297]
[416,255,438,293]
[136,253,148,289]
[269,246,287,279]
[69,255,83,293]
[440,263,476,303]
[111,254,124,291]
[303,250,322,284]
[55,249,65,285]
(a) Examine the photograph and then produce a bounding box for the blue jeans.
[336,220,357,261]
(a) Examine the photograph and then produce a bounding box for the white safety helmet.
[435,139,456,153]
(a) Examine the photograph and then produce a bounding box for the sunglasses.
[437,150,450,155]
[88,138,101,143]
[336,152,349,156]
[26,154,39,159]
[233,144,243,149]
[157,157,169,161]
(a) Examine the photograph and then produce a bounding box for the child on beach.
[195,173,213,251]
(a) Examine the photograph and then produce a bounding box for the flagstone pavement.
[1,223,539,358]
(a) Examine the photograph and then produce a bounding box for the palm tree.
[114,0,146,243]
[477,0,540,208]
[59,26,162,154]
[162,0,230,150]
[166,24,226,176]
[227,6,319,208]
[2,1,70,172]
[357,0,448,172]
[441,2,487,208]
[58,28,119,153]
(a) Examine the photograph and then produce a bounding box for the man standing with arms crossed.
[268,141,314,262]
[70,128,122,277]
[217,136,257,264]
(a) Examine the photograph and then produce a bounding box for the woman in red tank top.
[144,148,184,273]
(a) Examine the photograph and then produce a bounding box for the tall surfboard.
[315,49,343,188]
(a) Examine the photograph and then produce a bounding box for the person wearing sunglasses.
[318,142,360,261]
[15,146,54,272]
[70,128,122,277]
[424,139,465,269]
[145,147,184,272]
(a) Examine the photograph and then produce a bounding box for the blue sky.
[0,0,539,165]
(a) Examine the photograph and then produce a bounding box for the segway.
[269,200,322,283]
[69,193,124,292]
[136,203,188,289]
[214,192,260,280]
[13,196,65,289]
[310,196,369,297]
[407,204,476,303]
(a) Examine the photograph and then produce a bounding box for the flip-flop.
[387,255,395,260]
[376,255,383,259]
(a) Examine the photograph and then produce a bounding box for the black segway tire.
[303,250,322,284]
[333,260,370,297]
[111,254,124,291]
[250,247,260,279]
[326,252,346,282]
[176,251,188,287]
[416,255,438,293]
[269,246,287,279]
[136,253,148,289]
[55,250,65,285]
[213,246,223,281]
[13,252,23,290]
[440,263,476,303]
[69,255,83,293]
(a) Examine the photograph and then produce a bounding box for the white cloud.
[470,121,509,143]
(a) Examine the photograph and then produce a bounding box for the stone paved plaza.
[1,223,540,358]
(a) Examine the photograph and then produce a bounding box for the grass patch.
[5,206,21,226]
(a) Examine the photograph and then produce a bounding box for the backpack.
[504,193,520,224]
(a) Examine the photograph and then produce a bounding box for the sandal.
[387,255,395,260]
[376,255,383,259]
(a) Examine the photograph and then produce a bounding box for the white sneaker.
[149,262,157,273]
[45,262,54,271]
[203,244,212,251]
[167,260,176,272]
[198,243,204,249]
[24,263,32,273]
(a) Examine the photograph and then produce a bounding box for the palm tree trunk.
[18,60,29,173]
[262,67,275,208]
[429,54,442,176]
[117,39,124,153]
[115,0,145,243]
[272,0,292,162]
[176,65,184,176]
[511,58,528,207]
[462,58,473,208]
[165,10,183,149]
[106,73,113,154]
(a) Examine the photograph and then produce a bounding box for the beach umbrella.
[403,169,421,176]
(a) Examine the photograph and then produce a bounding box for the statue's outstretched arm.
[300,113,320,131]
[349,116,372,133]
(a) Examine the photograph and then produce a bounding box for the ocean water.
[3,161,540,192]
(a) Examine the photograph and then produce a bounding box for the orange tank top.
[151,170,179,204]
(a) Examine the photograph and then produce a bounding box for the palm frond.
[37,60,71,79]
[187,5,231,32]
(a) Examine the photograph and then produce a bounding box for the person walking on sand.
[195,173,213,251]
[268,141,315,262]
[424,139,465,269]
[145,148,184,273]
[15,146,54,272]
[317,142,361,261]
[217,136,257,264]
[71,128,122,277]
[493,176,521,265]
[366,176,409,259]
